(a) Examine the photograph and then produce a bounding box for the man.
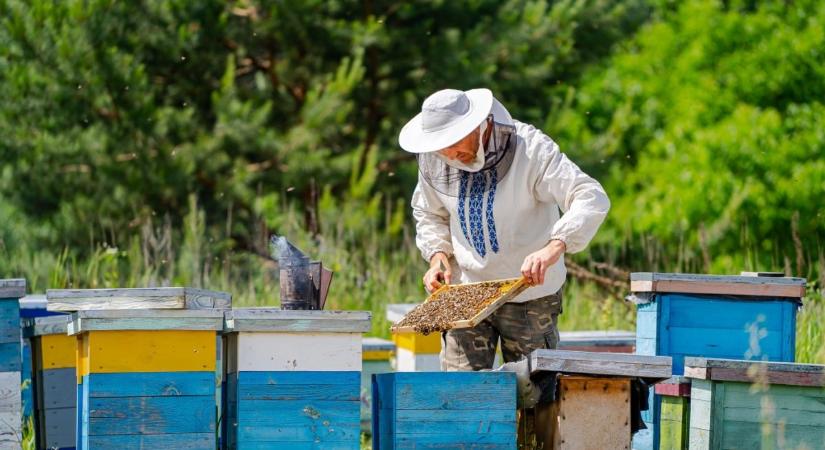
[399,88,610,371]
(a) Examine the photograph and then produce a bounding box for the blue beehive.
[223,309,371,449]
[372,372,517,449]
[19,294,64,422]
[629,272,806,450]
[1,279,26,449]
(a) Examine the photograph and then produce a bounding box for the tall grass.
[1,198,822,363]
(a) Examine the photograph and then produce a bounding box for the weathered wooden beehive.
[19,294,63,427]
[386,305,441,372]
[371,371,518,449]
[685,357,825,450]
[529,349,673,450]
[361,337,395,432]
[0,279,26,450]
[222,308,371,449]
[629,272,805,450]
[23,315,76,450]
[69,309,224,449]
[654,376,691,450]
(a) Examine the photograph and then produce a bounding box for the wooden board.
[659,395,690,450]
[530,349,672,381]
[46,286,231,312]
[391,277,529,333]
[654,376,691,397]
[684,357,825,387]
[79,330,216,375]
[38,334,76,370]
[540,376,631,450]
[392,331,441,354]
[630,272,806,298]
[0,279,26,299]
[394,347,441,372]
[227,332,362,373]
[224,308,371,333]
[68,309,224,334]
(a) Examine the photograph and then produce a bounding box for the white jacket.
[411,120,610,302]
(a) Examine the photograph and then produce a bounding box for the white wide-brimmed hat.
[399,88,494,154]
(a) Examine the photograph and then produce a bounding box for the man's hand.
[423,252,452,293]
[521,240,566,286]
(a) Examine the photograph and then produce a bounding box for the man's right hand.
[423,252,452,293]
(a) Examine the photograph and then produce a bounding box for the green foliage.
[553,0,825,278]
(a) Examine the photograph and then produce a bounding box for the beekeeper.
[399,88,610,371]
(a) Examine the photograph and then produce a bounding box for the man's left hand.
[521,239,566,286]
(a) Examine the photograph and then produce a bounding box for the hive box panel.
[371,372,517,449]
[361,338,395,432]
[226,371,361,448]
[686,357,825,450]
[0,371,22,450]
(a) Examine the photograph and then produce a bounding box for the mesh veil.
[417,119,517,197]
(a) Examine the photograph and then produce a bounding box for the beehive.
[387,305,441,372]
[23,315,75,450]
[372,372,518,448]
[361,337,395,432]
[70,309,224,449]
[19,294,59,424]
[222,309,371,449]
[629,272,805,450]
[684,357,825,449]
[654,376,691,450]
[529,349,672,449]
[0,279,26,450]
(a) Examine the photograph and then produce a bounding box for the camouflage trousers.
[440,290,563,371]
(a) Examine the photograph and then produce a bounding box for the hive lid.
[630,272,806,298]
[558,330,636,347]
[22,315,70,338]
[684,357,825,387]
[0,279,26,298]
[530,349,673,382]
[224,308,371,333]
[68,309,225,335]
[47,287,232,312]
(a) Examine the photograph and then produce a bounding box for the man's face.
[438,126,480,164]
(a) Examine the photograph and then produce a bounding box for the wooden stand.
[529,349,672,449]
[222,309,371,449]
[0,279,26,450]
[629,272,805,450]
[685,357,825,450]
[23,315,76,450]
